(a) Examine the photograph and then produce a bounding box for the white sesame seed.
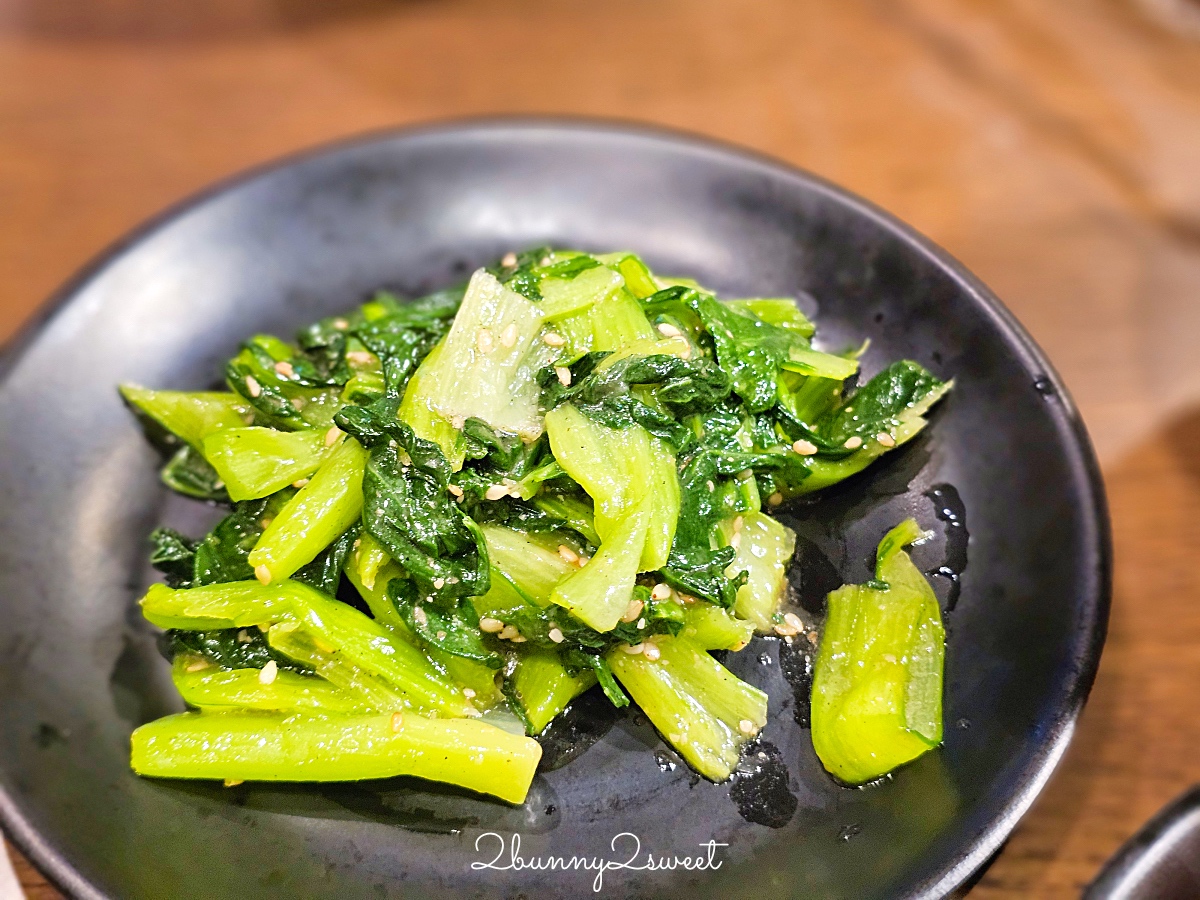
[706,480,715,491]
[844,436,864,450]
[542,331,566,347]
[274,360,295,378]
[463,705,482,717]
[237,629,251,644]
[548,627,565,644]
[650,583,672,601]
[792,439,818,456]
[436,630,447,641]
[501,252,518,267]
[807,631,818,645]
[642,642,661,661]
[479,617,504,633]
[485,484,509,501]
[784,612,804,631]
[774,621,800,637]
[463,688,476,699]
[446,484,463,498]
[738,469,753,480]
[261,518,273,529]
[768,492,783,506]
[738,719,756,735]
[258,660,278,685]
[577,555,590,567]
[656,322,683,338]
[289,397,305,410]
[729,532,741,550]
[499,624,520,641]
[324,426,341,447]
[500,323,519,348]
[669,733,683,744]
[391,711,404,732]
[254,564,272,585]
[621,643,645,655]
[883,653,897,663]
[876,432,896,448]
[291,478,309,488]
[733,515,744,533]
[185,658,210,673]
[621,598,645,623]
[636,617,646,630]
[540,255,552,266]
[555,366,572,386]
[511,635,528,643]
[413,606,428,627]
[476,328,494,353]
[433,577,445,590]
[557,545,579,564]
[245,375,261,398]
[346,350,374,366]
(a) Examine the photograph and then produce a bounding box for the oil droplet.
[838,823,862,842]
[1033,377,1056,396]
[730,740,797,828]
[925,483,968,610]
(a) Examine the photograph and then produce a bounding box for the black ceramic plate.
[0,121,1109,900]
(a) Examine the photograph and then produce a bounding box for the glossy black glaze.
[0,120,1110,899]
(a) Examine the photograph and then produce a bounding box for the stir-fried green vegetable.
[123,248,951,803]
[812,519,946,783]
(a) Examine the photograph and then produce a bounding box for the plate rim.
[0,115,1112,900]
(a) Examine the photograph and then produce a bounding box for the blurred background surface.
[2,0,1200,896]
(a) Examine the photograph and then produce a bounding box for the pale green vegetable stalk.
[201,427,329,501]
[171,654,372,714]
[718,511,798,632]
[608,636,767,782]
[811,519,945,784]
[131,710,543,804]
[119,386,249,448]
[680,603,756,651]
[247,437,366,583]
[550,506,649,632]
[508,648,597,735]
[481,525,576,606]
[140,579,306,631]
[402,269,548,445]
[545,404,679,571]
[397,340,466,469]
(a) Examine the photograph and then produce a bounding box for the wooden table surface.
[4,0,1200,895]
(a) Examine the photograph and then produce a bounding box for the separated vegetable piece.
[247,437,366,584]
[119,386,251,448]
[131,710,543,804]
[171,654,372,714]
[608,635,767,782]
[718,511,798,632]
[506,648,597,735]
[811,519,945,784]
[550,506,649,632]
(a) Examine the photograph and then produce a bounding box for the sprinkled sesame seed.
[882,653,897,663]
[500,323,518,348]
[555,366,572,386]
[346,350,374,365]
[729,532,741,549]
[844,436,864,450]
[463,687,476,699]
[237,629,251,644]
[433,577,445,589]
[738,469,753,480]
[792,439,818,456]
[436,630,447,641]
[245,375,261,398]
[636,617,646,630]
[479,617,504,633]
[485,484,509,501]
[733,515,744,533]
[333,318,349,329]
[447,484,464,497]
[391,711,404,732]
[542,331,565,347]
[258,660,278,685]
[254,564,272,585]
[540,255,552,266]
[577,555,590,567]
[261,518,273,529]
[511,635,528,643]
[670,733,683,744]
[706,480,715,491]
[224,778,243,788]
[501,252,518,267]
[324,426,341,447]
[463,706,482,717]
[290,397,305,410]
[642,642,661,661]
[621,598,645,622]
[185,658,211,672]
[738,719,756,735]
[621,643,644,655]
[656,322,683,338]
[413,606,428,627]
[558,545,579,564]
[548,627,565,644]
[650,583,672,601]
[773,621,800,637]
[476,328,494,353]
[291,477,309,488]
[768,492,783,506]
[876,432,896,447]
[274,360,295,378]
[499,624,520,641]
[784,612,804,631]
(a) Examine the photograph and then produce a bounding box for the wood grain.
[3,0,1200,895]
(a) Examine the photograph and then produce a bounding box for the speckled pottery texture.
[0,120,1110,900]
